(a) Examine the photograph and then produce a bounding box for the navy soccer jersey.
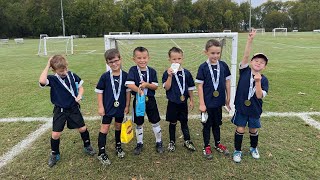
[125,66,158,96]
[195,60,231,108]
[41,71,82,108]
[234,64,269,118]
[95,70,128,117]
[162,69,196,104]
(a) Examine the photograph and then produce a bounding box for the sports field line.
[0,111,319,171]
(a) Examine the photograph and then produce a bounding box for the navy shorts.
[133,96,161,125]
[52,105,85,132]
[102,116,124,124]
[231,110,261,128]
[203,107,222,127]
[166,101,188,123]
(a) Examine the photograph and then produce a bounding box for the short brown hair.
[50,55,68,70]
[168,47,183,57]
[104,48,121,62]
[205,39,222,51]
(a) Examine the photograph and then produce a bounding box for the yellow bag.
[121,117,134,144]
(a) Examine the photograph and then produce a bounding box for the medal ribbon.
[56,73,76,98]
[207,60,220,91]
[247,71,256,100]
[110,69,122,102]
[174,69,185,97]
[137,66,149,95]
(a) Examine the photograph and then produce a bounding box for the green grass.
[0,32,320,179]
[311,115,320,122]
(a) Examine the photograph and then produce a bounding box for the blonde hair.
[50,55,68,70]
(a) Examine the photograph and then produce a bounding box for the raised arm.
[39,57,52,85]
[241,29,257,65]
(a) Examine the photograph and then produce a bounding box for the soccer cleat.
[202,146,213,159]
[83,145,96,156]
[167,141,176,152]
[133,143,144,155]
[156,141,164,154]
[214,143,230,155]
[48,153,60,168]
[184,140,196,151]
[97,153,111,166]
[233,150,242,163]
[115,146,125,158]
[250,147,260,159]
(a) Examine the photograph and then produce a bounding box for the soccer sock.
[234,130,244,151]
[51,138,60,155]
[181,121,191,141]
[98,132,107,155]
[212,125,221,147]
[80,129,91,147]
[136,125,143,144]
[115,130,121,147]
[250,131,259,148]
[152,122,162,143]
[202,123,211,147]
[169,123,176,142]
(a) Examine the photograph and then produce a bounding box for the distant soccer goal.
[272,28,287,36]
[132,32,140,35]
[38,35,73,56]
[313,29,320,33]
[0,39,9,45]
[255,28,265,35]
[14,38,24,44]
[109,32,131,35]
[292,30,298,32]
[223,30,231,33]
[104,33,239,111]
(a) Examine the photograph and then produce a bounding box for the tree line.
[0,0,319,38]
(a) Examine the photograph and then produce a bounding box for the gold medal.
[244,100,251,107]
[213,91,219,97]
[145,96,148,102]
[114,101,120,107]
[180,95,185,101]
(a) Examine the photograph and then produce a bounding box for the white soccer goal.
[272,28,287,36]
[313,29,320,33]
[14,38,24,44]
[38,35,74,56]
[255,28,265,35]
[0,39,9,45]
[292,30,298,32]
[104,33,239,112]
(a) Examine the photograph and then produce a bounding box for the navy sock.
[115,130,121,147]
[80,129,91,147]
[212,126,221,146]
[250,131,259,148]
[98,132,107,155]
[181,122,190,141]
[169,123,176,142]
[51,138,60,155]
[234,130,244,151]
[202,123,211,147]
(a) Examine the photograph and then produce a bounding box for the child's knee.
[236,126,245,133]
[78,126,87,133]
[100,124,110,133]
[114,122,121,131]
[52,131,61,139]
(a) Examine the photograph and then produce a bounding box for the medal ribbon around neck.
[137,66,149,95]
[207,60,220,91]
[174,69,185,98]
[110,69,122,103]
[56,73,76,98]
[248,71,256,100]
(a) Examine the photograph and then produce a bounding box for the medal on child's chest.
[207,60,220,98]
[244,100,251,106]
[245,71,255,107]
[137,66,149,96]
[110,70,122,108]
[174,70,186,102]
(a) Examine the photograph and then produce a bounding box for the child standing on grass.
[196,39,231,159]
[125,46,164,155]
[231,29,269,163]
[39,55,95,168]
[95,49,131,166]
[162,47,196,152]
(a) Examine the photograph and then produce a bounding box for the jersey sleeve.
[95,74,106,94]
[72,72,84,87]
[187,71,196,90]
[162,71,168,88]
[151,68,158,86]
[125,67,136,85]
[195,64,205,84]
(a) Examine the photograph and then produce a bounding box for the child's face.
[250,58,266,72]
[205,46,221,64]
[133,51,149,69]
[169,52,183,64]
[107,57,121,71]
[54,68,68,78]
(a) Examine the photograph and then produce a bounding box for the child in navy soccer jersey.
[39,55,95,168]
[125,47,164,155]
[95,49,131,165]
[162,47,196,152]
[232,29,269,163]
[196,39,231,159]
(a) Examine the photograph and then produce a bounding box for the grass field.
[0,32,319,179]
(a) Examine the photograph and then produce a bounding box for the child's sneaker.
[83,145,96,156]
[202,146,213,159]
[156,141,164,154]
[233,150,242,163]
[250,147,260,159]
[133,143,143,155]
[48,153,60,167]
[97,153,111,166]
[115,146,125,158]
[167,141,176,152]
[183,140,196,151]
[214,143,229,155]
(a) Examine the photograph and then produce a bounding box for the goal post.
[255,28,265,35]
[272,28,287,36]
[104,33,239,112]
[38,36,74,56]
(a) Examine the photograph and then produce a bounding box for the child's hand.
[248,29,257,40]
[124,106,129,114]
[140,82,148,89]
[189,100,194,111]
[225,99,231,112]
[167,67,174,76]
[199,104,206,113]
[98,107,105,116]
[254,73,262,82]
[75,95,82,103]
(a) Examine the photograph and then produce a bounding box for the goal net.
[255,28,265,35]
[104,33,238,112]
[272,28,287,36]
[38,35,74,56]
